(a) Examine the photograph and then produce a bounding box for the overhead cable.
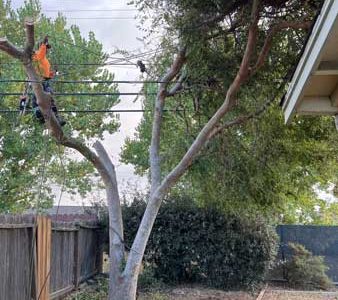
[44,9,138,12]
[0,92,157,96]
[0,109,184,114]
[0,79,190,84]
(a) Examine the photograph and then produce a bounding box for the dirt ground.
[139,287,255,300]
[261,290,338,300]
[139,286,338,300]
[66,278,338,300]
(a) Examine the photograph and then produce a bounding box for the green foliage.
[123,197,278,290]
[138,264,165,292]
[285,242,333,290]
[0,0,120,211]
[122,0,338,223]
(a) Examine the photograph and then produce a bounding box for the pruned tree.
[0,0,320,298]
[0,1,119,210]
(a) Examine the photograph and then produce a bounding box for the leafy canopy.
[0,0,120,212]
[122,0,338,223]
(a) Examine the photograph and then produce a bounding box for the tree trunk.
[109,273,138,300]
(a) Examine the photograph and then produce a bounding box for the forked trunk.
[109,273,138,300]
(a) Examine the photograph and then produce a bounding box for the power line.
[0,79,189,84]
[0,92,157,96]
[48,35,157,64]
[0,109,183,114]
[44,9,137,12]
[0,62,137,66]
[0,34,157,70]
[66,17,135,20]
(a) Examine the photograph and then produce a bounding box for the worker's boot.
[51,103,66,127]
[57,116,66,127]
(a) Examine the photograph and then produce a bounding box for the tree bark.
[93,142,125,297]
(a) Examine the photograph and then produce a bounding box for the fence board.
[79,227,100,282]
[50,230,76,295]
[0,215,102,300]
[0,224,33,300]
[37,216,52,300]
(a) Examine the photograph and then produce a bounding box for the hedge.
[123,197,278,290]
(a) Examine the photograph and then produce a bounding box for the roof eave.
[282,0,338,123]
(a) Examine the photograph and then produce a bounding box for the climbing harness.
[18,80,31,116]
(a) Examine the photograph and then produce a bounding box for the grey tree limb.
[0,38,24,60]
[149,47,186,196]
[24,17,35,55]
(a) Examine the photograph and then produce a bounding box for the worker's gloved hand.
[43,36,52,49]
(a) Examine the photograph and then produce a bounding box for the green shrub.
[138,264,165,292]
[123,197,278,290]
[285,242,333,290]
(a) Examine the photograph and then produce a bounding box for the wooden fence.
[0,214,103,300]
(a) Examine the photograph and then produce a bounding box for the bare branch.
[0,38,24,59]
[251,20,312,75]
[149,47,186,195]
[24,17,35,55]
[167,73,186,97]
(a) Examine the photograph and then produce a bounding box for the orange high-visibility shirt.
[32,44,54,79]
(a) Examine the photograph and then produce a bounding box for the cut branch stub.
[24,17,35,56]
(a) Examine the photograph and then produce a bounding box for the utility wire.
[0,79,191,84]
[0,109,185,113]
[66,17,136,20]
[0,62,138,66]
[48,35,157,62]
[44,9,138,12]
[0,41,157,70]
[0,92,157,96]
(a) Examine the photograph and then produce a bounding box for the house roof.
[282,0,338,123]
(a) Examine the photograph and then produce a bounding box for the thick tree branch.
[93,141,123,241]
[149,47,186,195]
[93,141,124,295]
[251,20,312,75]
[0,38,24,59]
[24,17,35,55]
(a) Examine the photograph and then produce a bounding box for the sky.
[11,0,149,205]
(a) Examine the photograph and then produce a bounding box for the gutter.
[282,0,338,123]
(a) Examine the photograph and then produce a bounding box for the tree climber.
[19,94,28,115]
[32,36,66,126]
[18,81,31,116]
[137,60,146,73]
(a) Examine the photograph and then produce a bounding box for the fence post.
[36,216,52,300]
[73,228,81,288]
